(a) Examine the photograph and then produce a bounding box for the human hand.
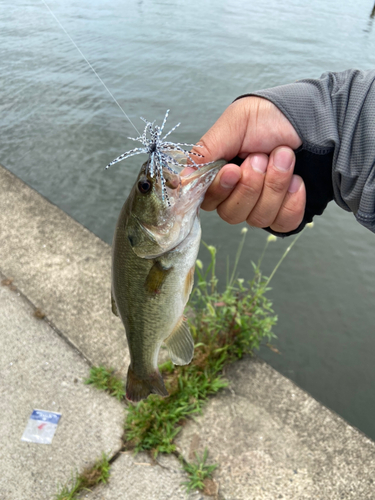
[192,96,306,233]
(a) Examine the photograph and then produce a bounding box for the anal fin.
[164,316,194,366]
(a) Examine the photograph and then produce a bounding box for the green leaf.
[207,303,215,316]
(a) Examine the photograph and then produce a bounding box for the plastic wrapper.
[21,409,61,444]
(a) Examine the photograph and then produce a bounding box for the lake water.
[1,0,374,439]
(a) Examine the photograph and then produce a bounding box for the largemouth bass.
[111,152,226,402]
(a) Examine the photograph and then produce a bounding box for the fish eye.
[138,178,152,194]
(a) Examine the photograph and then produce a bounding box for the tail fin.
[126,366,169,402]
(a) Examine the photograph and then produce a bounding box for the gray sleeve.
[251,69,375,232]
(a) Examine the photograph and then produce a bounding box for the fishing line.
[41,0,140,135]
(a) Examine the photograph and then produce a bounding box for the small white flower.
[267,234,277,242]
[306,222,314,228]
[241,227,248,234]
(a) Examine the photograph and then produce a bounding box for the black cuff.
[230,148,334,237]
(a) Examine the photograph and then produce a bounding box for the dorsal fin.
[164,316,194,366]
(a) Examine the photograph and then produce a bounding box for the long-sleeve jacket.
[246,69,375,235]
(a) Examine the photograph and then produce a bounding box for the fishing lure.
[105,110,210,205]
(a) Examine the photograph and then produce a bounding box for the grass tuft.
[124,359,228,456]
[181,449,218,493]
[54,453,111,500]
[85,366,125,401]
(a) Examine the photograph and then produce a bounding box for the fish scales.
[113,214,199,374]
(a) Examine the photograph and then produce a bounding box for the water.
[1,0,374,438]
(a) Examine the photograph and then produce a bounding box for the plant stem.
[256,240,269,273]
[263,230,304,289]
[211,249,216,294]
[228,230,247,287]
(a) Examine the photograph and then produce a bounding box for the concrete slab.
[80,452,210,500]
[0,164,128,372]
[175,357,375,499]
[0,278,125,500]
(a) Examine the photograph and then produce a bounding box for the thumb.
[191,96,302,164]
[190,100,248,164]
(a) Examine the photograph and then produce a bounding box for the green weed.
[85,366,125,401]
[124,360,227,456]
[182,449,218,493]
[54,453,111,500]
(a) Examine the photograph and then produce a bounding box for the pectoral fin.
[145,261,172,295]
[164,316,194,365]
[111,291,119,317]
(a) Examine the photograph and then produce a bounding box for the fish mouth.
[180,160,226,183]
[178,159,227,200]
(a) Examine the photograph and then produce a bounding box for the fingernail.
[288,175,302,193]
[250,154,268,173]
[274,148,294,172]
[220,170,239,189]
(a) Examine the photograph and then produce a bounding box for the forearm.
[246,69,375,232]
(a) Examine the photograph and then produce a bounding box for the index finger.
[200,163,241,211]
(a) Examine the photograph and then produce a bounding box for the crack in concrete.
[0,270,94,367]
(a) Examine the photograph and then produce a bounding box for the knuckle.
[247,210,273,228]
[237,181,260,200]
[264,176,288,196]
[217,205,243,225]
[271,205,304,233]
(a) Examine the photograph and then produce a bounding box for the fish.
[111,151,226,402]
